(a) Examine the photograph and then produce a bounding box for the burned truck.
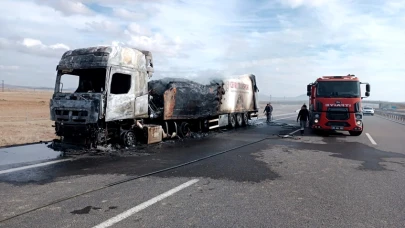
[50,45,259,147]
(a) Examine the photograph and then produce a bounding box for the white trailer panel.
[218,74,258,114]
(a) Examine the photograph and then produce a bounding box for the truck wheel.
[242,113,248,126]
[236,113,243,127]
[349,130,362,136]
[228,114,236,128]
[179,122,191,138]
[121,130,136,147]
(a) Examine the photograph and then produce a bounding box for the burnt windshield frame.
[316,81,360,98]
[56,68,107,93]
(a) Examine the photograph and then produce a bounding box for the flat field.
[0,91,55,147]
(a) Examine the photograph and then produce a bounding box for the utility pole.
[2,80,4,92]
[270,95,271,102]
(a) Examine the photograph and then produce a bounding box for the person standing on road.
[264,103,273,123]
[297,104,309,135]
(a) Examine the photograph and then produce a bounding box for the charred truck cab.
[50,46,154,147]
[50,45,260,148]
[306,74,371,136]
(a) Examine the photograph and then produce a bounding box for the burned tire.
[229,114,236,128]
[242,113,248,126]
[179,122,191,138]
[236,113,243,127]
[121,130,136,147]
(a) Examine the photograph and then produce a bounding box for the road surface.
[0,112,404,228]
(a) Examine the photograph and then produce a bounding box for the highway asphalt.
[0,112,404,228]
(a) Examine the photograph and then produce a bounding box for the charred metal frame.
[50,46,154,147]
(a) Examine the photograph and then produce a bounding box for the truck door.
[105,67,136,122]
[134,71,149,118]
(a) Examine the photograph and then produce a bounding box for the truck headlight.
[355,114,362,119]
[356,120,362,126]
[314,119,319,124]
[314,114,320,118]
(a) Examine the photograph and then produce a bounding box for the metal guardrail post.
[376,110,405,122]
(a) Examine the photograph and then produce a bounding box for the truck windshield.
[316,81,360,98]
[57,68,106,93]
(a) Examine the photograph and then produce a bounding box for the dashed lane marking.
[92,179,200,228]
[366,133,377,145]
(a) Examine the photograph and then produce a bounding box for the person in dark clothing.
[264,103,273,123]
[297,104,310,135]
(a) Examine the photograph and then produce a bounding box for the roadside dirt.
[0,91,56,147]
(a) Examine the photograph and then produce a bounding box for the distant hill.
[3,84,76,91]
[4,83,54,90]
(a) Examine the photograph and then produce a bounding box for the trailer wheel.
[121,130,136,147]
[242,113,248,126]
[179,122,191,138]
[236,113,243,126]
[228,114,236,128]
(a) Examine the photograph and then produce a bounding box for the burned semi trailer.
[147,75,260,137]
[50,45,259,147]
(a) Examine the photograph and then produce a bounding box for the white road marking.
[92,179,200,228]
[366,133,377,145]
[0,159,73,175]
[287,129,301,137]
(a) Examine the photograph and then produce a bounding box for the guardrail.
[374,110,405,123]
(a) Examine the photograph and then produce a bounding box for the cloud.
[279,0,327,8]
[36,0,94,16]
[126,23,152,36]
[113,8,147,20]
[0,37,70,58]
[83,20,121,34]
[0,0,404,101]
[0,65,20,70]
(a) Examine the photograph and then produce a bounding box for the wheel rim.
[243,113,248,124]
[237,114,242,125]
[180,122,191,137]
[230,115,236,127]
[124,131,136,147]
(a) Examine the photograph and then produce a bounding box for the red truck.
[306,74,370,136]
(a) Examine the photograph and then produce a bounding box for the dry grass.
[0,91,56,147]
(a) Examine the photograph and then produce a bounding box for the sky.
[0,0,404,102]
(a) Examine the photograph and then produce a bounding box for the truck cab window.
[110,73,131,94]
[60,74,79,93]
[58,68,106,93]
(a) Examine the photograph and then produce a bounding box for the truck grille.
[325,121,350,127]
[55,109,89,123]
[326,107,349,120]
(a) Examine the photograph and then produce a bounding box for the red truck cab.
[306,74,371,136]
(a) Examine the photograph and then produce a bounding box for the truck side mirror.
[366,84,370,92]
[307,84,311,92]
[307,91,311,96]
[365,91,370,97]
